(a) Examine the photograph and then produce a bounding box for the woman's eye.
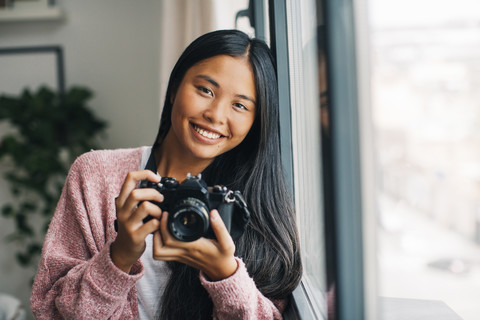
[198,86,213,96]
[234,103,248,111]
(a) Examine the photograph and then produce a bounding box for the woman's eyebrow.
[195,74,219,88]
[237,94,256,105]
[195,74,256,105]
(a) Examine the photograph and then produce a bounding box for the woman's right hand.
[110,170,164,273]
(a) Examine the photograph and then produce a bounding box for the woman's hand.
[111,170,164,273]
[152,209,238,281]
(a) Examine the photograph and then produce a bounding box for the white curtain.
[157,0,252,112]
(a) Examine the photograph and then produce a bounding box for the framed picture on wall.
[0,46,65,96]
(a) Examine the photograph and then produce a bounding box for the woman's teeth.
[194,125,221,139]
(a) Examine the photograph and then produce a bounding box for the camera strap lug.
[224,190,235,203]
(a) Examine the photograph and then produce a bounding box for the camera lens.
[181,213,197,226]
[168,198,209,242]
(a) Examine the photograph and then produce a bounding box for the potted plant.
[0,86,107,269]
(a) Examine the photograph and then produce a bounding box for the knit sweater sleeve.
[199,257,286,320]
[30,150,144,320]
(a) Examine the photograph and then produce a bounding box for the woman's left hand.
[152,209,238,281]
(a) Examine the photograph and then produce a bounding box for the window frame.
[268,0,295,195]
[258,0,367,319]
[322,0,366,318]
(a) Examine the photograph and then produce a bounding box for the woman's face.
[168,54,257,162]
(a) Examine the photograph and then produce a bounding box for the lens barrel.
[168,198,210,241]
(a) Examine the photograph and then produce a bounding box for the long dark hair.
[155,29,302,319]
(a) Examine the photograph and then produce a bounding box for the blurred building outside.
[370,0,480,319]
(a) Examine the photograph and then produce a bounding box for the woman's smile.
[191,122,225,142]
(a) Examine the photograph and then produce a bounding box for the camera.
[139,174,250,242]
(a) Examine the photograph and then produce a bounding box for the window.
[257,0,371,318]
[264,0,368,319]
[257,0,480,319]
[287,0,328,318]
[369,1,480,319]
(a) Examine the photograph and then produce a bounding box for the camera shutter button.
[213,185,226,193]
[164,178,179,188]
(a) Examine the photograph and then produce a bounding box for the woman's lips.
[191,123,226,144]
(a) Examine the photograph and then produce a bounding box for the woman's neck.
[154,132,213,181]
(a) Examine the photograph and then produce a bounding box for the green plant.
[0,86,107,268]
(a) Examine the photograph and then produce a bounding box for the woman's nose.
[203,100,227,124]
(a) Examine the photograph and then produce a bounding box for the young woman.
[31,29,302,319]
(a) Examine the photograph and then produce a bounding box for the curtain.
[157,0,252,112]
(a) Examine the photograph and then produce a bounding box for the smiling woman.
[30,29,302,320]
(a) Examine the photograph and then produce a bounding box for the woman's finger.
[153,229,164,248]
[209,210,235,252]
[119,188,163,219]
[157,211,179,247]
[127,200,162,227]
[152,229,179,260]
[135,213,161,238]
[116,170,160,207]
[152,212,192,259]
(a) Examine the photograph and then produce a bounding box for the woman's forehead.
[185,55,256,99]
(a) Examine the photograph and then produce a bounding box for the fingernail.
[211,210,219,221]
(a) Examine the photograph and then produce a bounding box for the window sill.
[379,297,463,320]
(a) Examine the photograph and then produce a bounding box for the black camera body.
[139,174,250,242]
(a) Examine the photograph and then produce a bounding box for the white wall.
[0,1,252,317]
[0,0,162,149]
[0,0,161,317]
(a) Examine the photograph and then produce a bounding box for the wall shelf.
[0,7,64,22]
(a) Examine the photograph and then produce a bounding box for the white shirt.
[136,147,171,319]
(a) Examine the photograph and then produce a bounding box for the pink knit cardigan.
[30,147,284,319]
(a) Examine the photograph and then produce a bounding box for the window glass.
[286,0,328,317]
[369,0,480,318]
